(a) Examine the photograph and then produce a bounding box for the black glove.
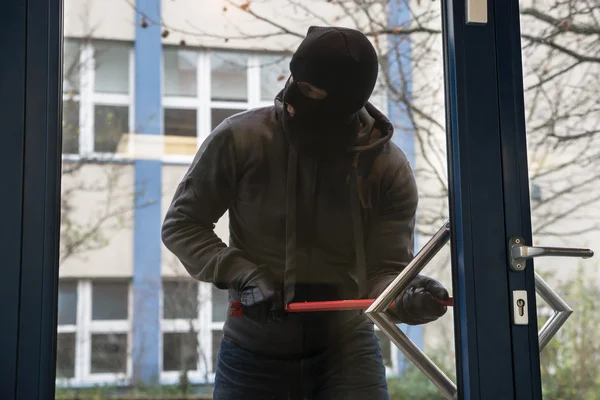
[230,266,285,324]
[390,275,449,325]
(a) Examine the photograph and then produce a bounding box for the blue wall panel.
[132,0,163,384]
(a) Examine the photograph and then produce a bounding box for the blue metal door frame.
[0,0,63,398]
[443,0,542,398]
[0,0,546,398]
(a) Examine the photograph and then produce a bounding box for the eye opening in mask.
[289,76,328,100]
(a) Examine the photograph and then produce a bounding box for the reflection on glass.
[91,282,128,321]
[211,52,248,101]
[260,54,290,102]
[211,108,243,131]
[162,332,198,372]
[163,280,198,319]
[94,105,129,153]
[91,333,128,373]
[164,48,198,97]
[56,333,76,379]
[94,43,130,94]
[58,281,77,325]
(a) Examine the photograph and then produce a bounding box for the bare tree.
[123,0,600,240]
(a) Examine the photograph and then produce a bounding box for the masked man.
[162,26,449,400]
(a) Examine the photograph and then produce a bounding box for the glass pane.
[163,281,198,319]
[94,105,129,153]
[56,333,76,379]
[212,330,223,373]
[62,99,79,154]
[164,48,198,97]
[57,281,78,325]
[211,52,248,101]
[162,332,198,372]
[95,42,130,94]
[91,333,127,373]
[519,3,600,398]
[92,282,128,320]
[60,0,453,394]
[260,54,290,102]
[63,40,80,94]
[211,108,243,131]
[164,108,197,137]
[211,287,229,322]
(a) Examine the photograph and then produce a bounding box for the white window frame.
[56,279,133,387]
[62,39,134,162]
[161,49,289,165]
[159,280,212,384]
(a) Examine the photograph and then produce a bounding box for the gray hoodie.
[161,92,418,358]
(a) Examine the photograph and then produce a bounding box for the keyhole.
[517,299,525,316]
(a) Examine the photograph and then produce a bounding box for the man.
[162,26,449,400]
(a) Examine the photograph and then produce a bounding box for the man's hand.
[234,266,285,324]
[390,275,449,325]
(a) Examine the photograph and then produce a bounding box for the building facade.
[56,0,422,387]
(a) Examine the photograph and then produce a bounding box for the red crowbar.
[229,297,453,318]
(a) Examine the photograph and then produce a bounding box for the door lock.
[513,290,528,325]
[509,237,594,271]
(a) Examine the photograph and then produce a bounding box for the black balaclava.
[282,26,379,159]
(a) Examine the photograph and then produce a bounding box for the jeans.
[213,328,389,400]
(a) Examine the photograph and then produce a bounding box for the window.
[163,281,199,320]
[58,281,78,325]
[94,105,129,153]
[92,281,129,320]
[61,40,132,156]
[160,49,295,158]
[164,49,198,97]
[260,54,290,102]
[161,280,202,380]
[163,332,199,372]
[63,40,81,95]
[211,287,229,322]
[211,52,248,102]
[94,42,130,94]
[91,333,128,373]
[164,108,197,138]
[55,280,131,384]
[56,333,76,379]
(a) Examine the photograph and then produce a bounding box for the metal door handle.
[509,237,594,271]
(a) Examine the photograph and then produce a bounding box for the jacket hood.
[274,90,394,154]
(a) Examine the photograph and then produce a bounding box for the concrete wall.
[59,162,135,278]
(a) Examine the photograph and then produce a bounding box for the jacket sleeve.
[366,158,419,298]
[161,121,257,289]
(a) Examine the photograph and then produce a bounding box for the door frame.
[0,0,546,398]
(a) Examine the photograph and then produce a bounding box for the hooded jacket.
[161,91,418,358]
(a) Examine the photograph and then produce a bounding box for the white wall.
[59,162,135,278]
